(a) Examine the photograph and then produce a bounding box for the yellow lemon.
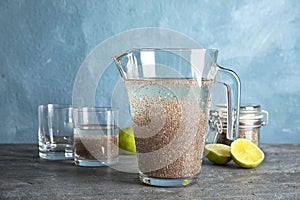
[230,138,264,168]
[119,127,136,154]
[204,143,231,165]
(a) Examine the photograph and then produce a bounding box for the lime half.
[119,127,136,154]
[230,138,264,168]
[204,143,231,165]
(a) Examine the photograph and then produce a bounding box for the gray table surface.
[0,144,299,200]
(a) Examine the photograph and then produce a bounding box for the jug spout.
[112,53,128,80]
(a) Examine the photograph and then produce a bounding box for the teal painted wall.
[0,0,299,143]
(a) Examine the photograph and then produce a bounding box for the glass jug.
[113,48,240,187]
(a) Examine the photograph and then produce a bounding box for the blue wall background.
[0,0,299,143]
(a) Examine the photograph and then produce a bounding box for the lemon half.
[230,138,264,168]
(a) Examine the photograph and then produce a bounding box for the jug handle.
[216,65,241,141]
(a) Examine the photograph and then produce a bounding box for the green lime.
[119,127,136,154]
[204,143,231,165]
[230,138,264,168]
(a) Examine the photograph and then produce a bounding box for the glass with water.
[73,107,119,167]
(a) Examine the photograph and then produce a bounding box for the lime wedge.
[119,127,136,154]
[230,138,264,168]
[204,143,231,165]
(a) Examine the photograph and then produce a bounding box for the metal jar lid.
[215,104,268,130]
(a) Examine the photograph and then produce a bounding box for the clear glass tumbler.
[38,104,74,160]
[73,107,119,167]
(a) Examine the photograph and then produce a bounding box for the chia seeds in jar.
[213,104,268,146]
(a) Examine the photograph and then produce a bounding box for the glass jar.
[210,104,268,146]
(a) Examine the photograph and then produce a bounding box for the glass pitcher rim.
[38,104,72,110]
[113,47,219,61]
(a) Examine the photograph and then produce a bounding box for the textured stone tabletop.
[0,144,299,199]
